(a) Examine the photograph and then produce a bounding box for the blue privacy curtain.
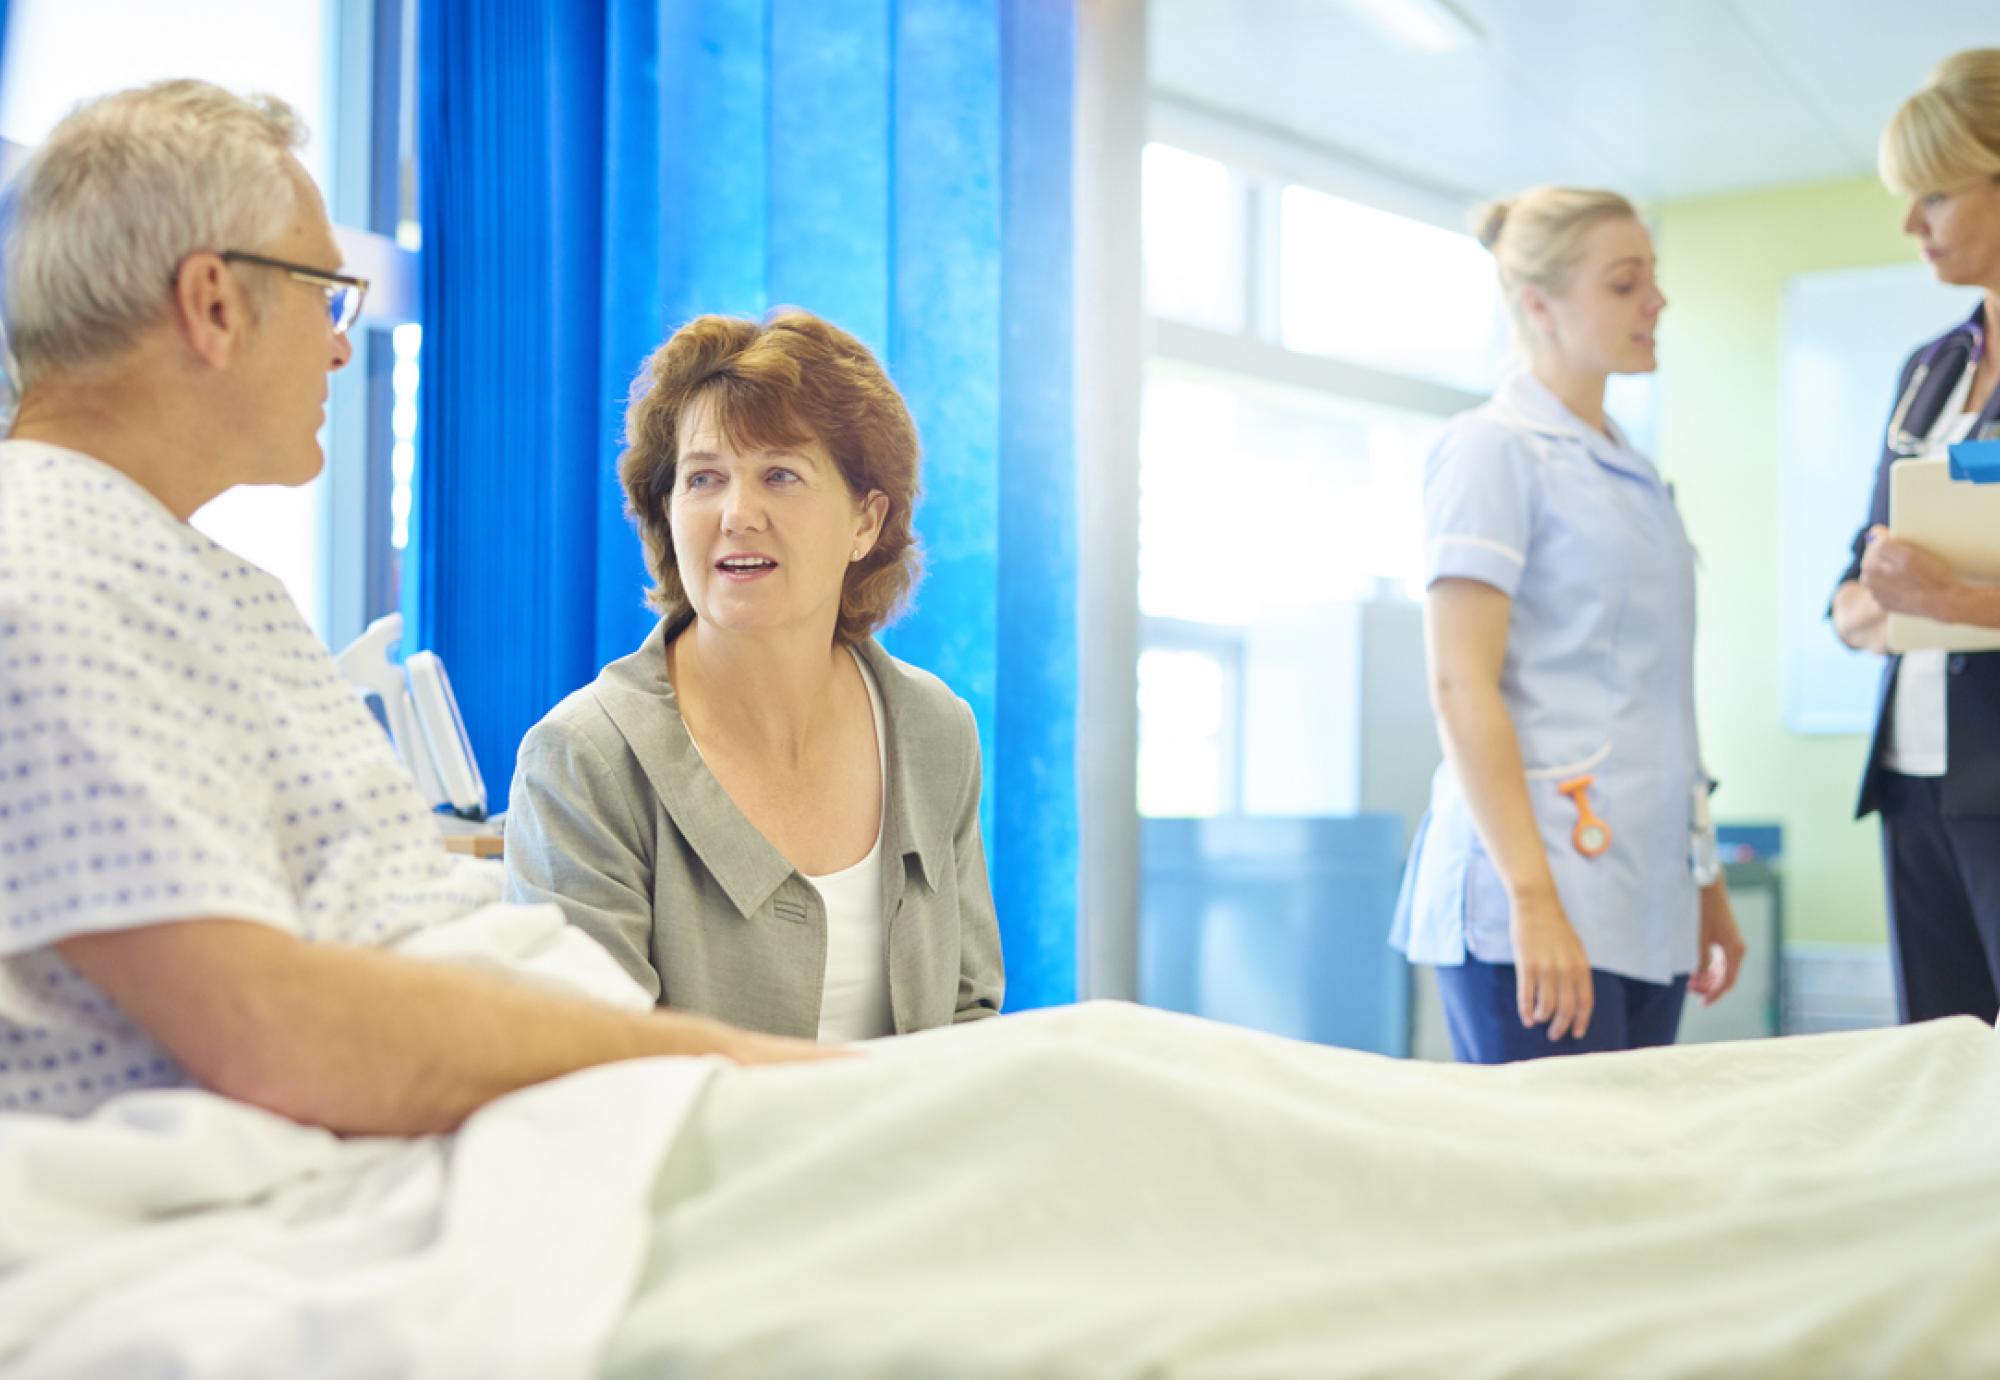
[415,0,1077,1009]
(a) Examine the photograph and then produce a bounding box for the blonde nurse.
[1391,187,1745,1063]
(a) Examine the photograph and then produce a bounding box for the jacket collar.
[1488,369,1660,485]
[849,636,942,895]
[587,619,941,919]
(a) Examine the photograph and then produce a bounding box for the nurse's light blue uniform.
[1391,371,1703,986]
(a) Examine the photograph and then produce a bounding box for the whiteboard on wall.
[1778,263,1975,735]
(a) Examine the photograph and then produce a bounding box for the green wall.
[1654,176,1912,946]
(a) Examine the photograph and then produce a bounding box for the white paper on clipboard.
[1886,457,2000,653]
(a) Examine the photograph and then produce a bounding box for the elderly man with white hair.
[0,79,836,1136]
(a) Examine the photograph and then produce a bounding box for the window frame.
[1137,617,1248,817]
[1136,100,1485,819]
[320,0,420,653]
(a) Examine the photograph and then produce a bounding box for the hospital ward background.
[9,2,2000,1376]
[2,0,1980,1052]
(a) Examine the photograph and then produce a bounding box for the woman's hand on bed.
[1688,880,1746,1007]
[1508,889,1594,1041]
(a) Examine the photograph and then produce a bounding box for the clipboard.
[1886,456,2000,653]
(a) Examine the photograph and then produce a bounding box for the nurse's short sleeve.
[1422,418,1535,598]
[0,583,296,957]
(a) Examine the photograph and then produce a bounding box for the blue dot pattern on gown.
[0,441,498,1116]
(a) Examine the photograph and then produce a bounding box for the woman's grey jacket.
[503,620,1004,1038]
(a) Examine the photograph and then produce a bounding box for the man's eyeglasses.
[219,250,370,335]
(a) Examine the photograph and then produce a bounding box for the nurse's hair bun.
[1480,187,1636,284]
[1477,186,1641,337]
[1471,198,1512,252]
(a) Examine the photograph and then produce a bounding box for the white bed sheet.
[609,1002,2000,1379]
[0,901,712,1380]
[5,982,1999,1378]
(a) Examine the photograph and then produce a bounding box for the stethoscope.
[1886,319,2000,457]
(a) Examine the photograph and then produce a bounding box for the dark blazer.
[502,619,1005,1037]
[1837,302,2000,820]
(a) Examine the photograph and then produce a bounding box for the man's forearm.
[218,939,753,1134]
[59,919,773,1136]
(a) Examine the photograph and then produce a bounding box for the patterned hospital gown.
[0,440,495,1116]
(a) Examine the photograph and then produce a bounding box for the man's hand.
[721,1027,855,1066]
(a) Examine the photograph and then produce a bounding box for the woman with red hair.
[505,310,1003,1042]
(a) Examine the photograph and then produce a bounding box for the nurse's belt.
[1885,458,2000,653]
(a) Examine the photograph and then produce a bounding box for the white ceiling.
[1151,0,2000,205]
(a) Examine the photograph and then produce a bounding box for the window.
[0,0,339,634]
[1279,185,1507,393]
[0,0,418,651]
[1136,644,1236,817]
[0,1,336,188]
[1133,132,1482,1052]
[1135,137,1663,828]
[1142,143,1245,334]
[390,323,422,552]
[1137,141,1482,823]
[1140,367,1439,626]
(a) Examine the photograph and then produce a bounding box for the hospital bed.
[4,910,1998,1379]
